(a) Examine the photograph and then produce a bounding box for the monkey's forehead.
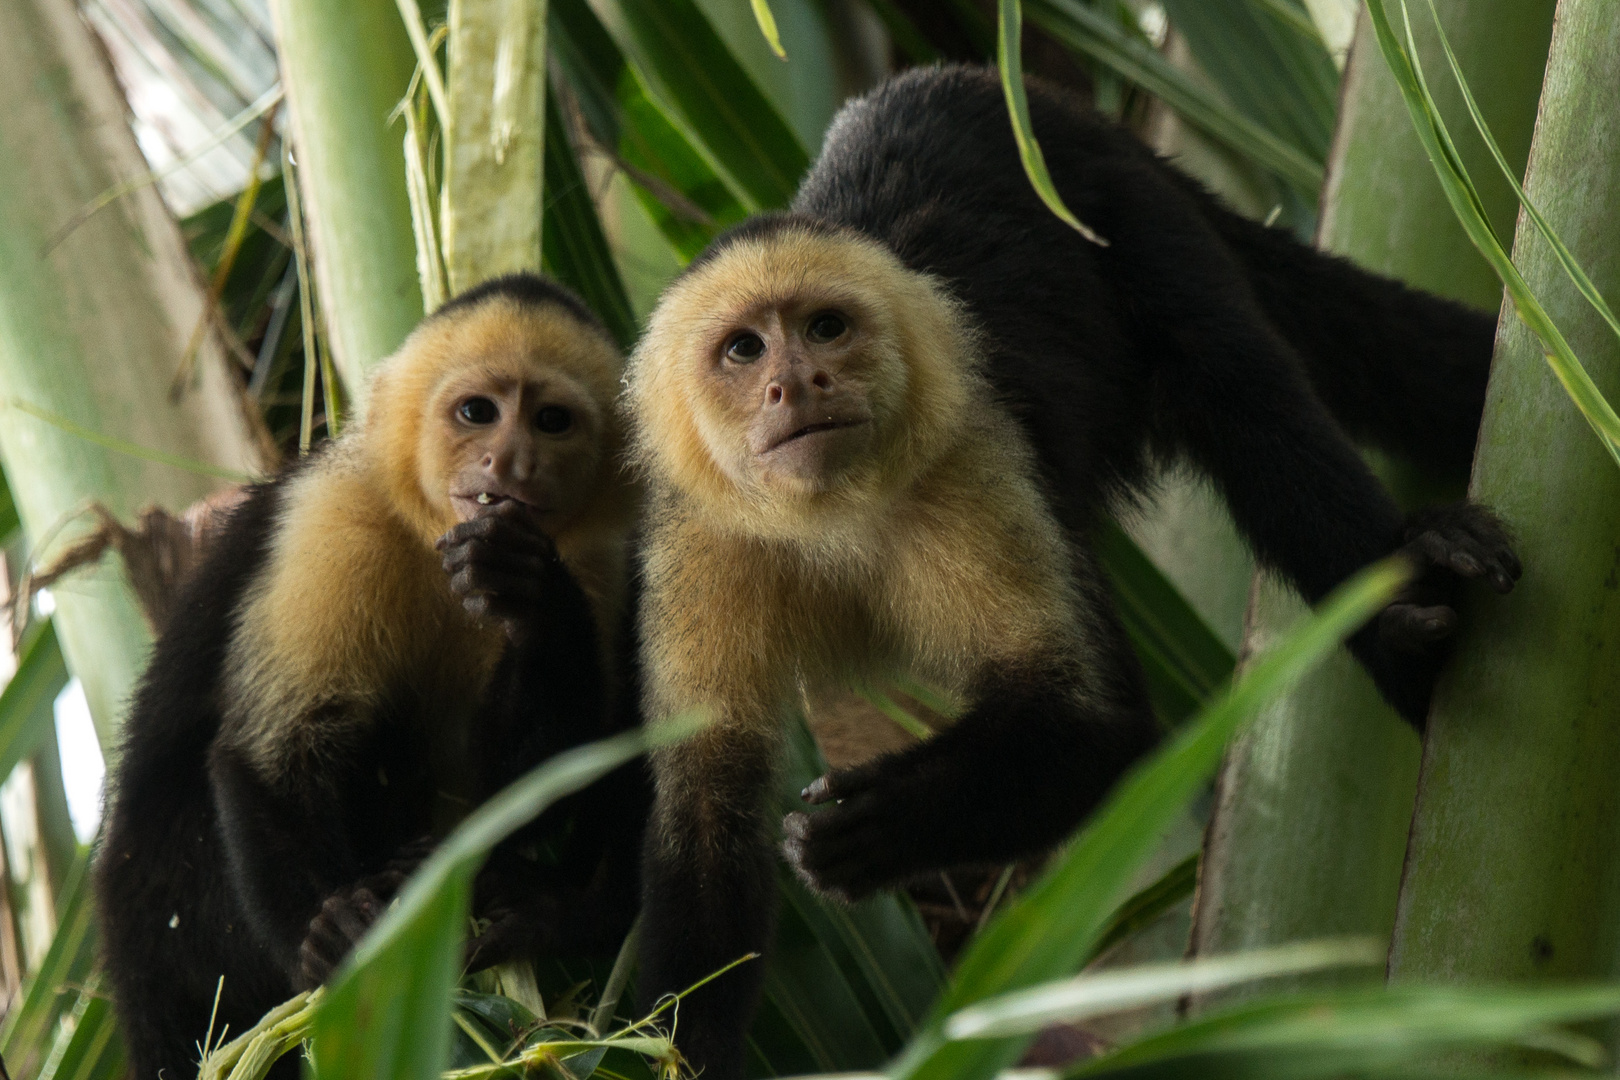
[658,228,909,321]
[384,298,622,387]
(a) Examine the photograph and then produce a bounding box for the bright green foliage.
[1364,0,1620,466]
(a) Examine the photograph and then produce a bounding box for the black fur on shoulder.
[431,271,610,340]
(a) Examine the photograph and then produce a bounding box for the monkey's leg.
[209,743,367,982]
[638,729,780,1080]
[783,658,1159,902]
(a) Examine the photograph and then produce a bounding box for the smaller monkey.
[96,275,646,1080]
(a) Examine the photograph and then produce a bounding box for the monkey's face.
[628,229,981,527]
[426,369,604,531]
[705,298,886,494]
[369,295,626,544]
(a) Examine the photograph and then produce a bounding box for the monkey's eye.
[725,332,766,363]
[806,311,848,343]
[458,397,499,424]
[536,405,573,434]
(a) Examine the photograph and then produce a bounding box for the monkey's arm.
[784,642,1159,901]
[1090,168,1518,725]
[439,504,649,966]
[632,526,793,1080]
[208,724,401,986]
[639,728,779,1080]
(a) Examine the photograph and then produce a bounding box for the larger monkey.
[623,66,1519,1076]
[97,275,646,1079]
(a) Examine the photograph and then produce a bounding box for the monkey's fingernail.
[802,777,831,804]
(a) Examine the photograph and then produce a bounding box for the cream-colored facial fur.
[626,228,979,540]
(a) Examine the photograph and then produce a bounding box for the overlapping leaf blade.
[890,559,1408,1080]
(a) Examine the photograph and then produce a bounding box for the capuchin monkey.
[622,65,1520,1077]
[96,275,647,1080]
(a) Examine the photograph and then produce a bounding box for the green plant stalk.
[442,0,548,294]
[1187,0,1554,1000]
[0,0,268,746]
[269,0,423,390]
[1386,0,1620,988]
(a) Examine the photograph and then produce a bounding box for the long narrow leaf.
[394,0,449,127]
[1423,0,1620,347]
[1159,0,1338,166]
[0,848,98,1072]
[749,0,786,59]
[1085,851,1199,964]
[1362,0,1620,469]
[996,0,1106,245]
[36,987,124,1080]
[1075,983,1620,1076]
[542,91,638,347]
[1097,520,1236,726]
[946,938,1383,1040]
[0,622,69,787]
[890,558,1408,1080]
[550,0,744,262]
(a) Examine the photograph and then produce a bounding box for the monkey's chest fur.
[216,464,509,843]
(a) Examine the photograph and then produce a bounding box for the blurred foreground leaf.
[891,558,1409,1080]
[309,722,699,1080]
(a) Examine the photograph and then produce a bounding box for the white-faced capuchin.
[95,274,647,1080]
[622,65,1521,1077]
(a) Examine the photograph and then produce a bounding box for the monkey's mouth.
[449,491,549,520]
[766,418,869,453]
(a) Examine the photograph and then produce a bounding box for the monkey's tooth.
[476,493,492,505]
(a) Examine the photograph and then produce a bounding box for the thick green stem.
[0,0,267,746]
[271,0,423,387]
[1188,0,1553,984]
[1389,0,1620,985]
[443,0,548,294]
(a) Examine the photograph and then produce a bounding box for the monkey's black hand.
[294,841,428,988]
[296,881,394,990]
[782,761,923,903]
[1379,503,1521,654]
[1351,503,1520,727]
[437,501,563,634]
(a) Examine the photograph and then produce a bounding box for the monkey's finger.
[1379,602,1457,654]
[442,543,553,583]
[296,941,335,990]
[804,763,885,804]
[321,894,373,944]
[302,919,349,969]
